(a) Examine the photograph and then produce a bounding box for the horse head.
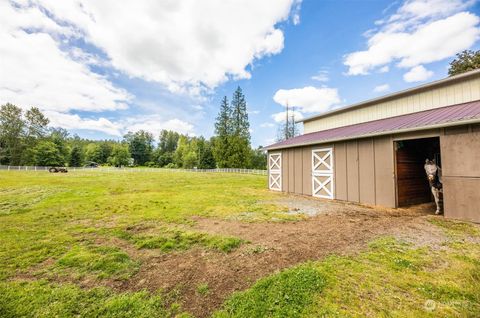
[424,159,438,182]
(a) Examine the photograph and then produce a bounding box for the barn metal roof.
[299,68,480,123]
[265,100,480,150]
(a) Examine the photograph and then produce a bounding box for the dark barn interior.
[395,137,441,207]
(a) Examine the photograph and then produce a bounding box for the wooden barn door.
[312,148,334,199]
[268,153,282,191]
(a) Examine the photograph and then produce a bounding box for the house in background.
[265,69,480,223]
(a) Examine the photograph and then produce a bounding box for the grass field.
[1,170,479,317]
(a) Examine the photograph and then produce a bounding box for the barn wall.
[334,143,348,200]
[441,128,480,223]
[346,141,360,202]
[268,125,479,223]
[304,74,480,134]
[270,137,395,208]
[358,138,376,205]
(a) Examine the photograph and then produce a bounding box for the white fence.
[0,165,267,175]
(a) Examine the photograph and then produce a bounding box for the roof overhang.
[266,117,480,151]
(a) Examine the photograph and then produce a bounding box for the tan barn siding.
[304,75,480,134]
[288,149,295,192]
[294,148,303,194]
[443,177,480,223]
[346,141,360,202]
[334,142,348,200]
[358,138,376,205]
[302,146,312,195]
[441,129,480,222]
[282,150,288,192]
[374,136,396,207]
[441,130,480,177]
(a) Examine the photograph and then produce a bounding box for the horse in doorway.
[424,159,443,214]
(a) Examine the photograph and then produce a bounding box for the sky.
[1,0,480,147]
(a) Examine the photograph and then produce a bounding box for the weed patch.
[55,245,139,280]
[116,228,243,253]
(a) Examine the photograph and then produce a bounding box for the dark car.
[84,162,99,168]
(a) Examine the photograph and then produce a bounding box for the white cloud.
[29,0,301,93]
[45,111,195,137]
[0,1,131,113]
[260,122,275,128]
[45,111,123,136]
[311,70,329,82]
[273,86,341,113]
[119,116,195,137]
[373,84,390,92]
[272,110,304,123]
[379,65,390,73]
[344,0,480,75]
[403,65,434,82]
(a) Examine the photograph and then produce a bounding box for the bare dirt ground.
[111,195,447,317]
[15,194,450,317]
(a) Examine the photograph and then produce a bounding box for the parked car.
[84,162,99,168]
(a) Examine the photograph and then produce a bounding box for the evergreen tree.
[213,96,232,168]
[69,145,83,167]
[230,86,250,140]
[197,137,216,169]
[229,86,251,167]
[226,135,251,168]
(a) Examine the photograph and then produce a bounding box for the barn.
[265,69,480,223]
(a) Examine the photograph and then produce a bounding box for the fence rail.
[0,165,268,175]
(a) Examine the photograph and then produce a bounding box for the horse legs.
[431,187,441,215]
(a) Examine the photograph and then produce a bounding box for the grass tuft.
[213,263,326,318]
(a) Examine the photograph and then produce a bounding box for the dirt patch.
[118,197,446,317]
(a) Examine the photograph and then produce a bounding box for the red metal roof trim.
[265,100,480,150]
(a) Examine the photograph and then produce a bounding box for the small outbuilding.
[265,69,480,223]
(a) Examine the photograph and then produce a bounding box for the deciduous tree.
[449,50,480,76]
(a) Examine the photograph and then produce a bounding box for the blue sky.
[1,0,480,147]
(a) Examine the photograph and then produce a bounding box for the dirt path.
[115,197,445,317]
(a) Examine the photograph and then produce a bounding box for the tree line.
[0,87,266,169]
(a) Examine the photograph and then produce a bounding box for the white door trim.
[268,153,282,191]
[312,148,334,199]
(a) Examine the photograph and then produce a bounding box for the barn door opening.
[268,153,282,191]
[395,137,441,207]
[312,148,334,199]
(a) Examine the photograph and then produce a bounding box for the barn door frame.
[268,152,282,191]
[312,147,334,199]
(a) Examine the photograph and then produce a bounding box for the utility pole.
[285,101,289,140]
[290,105,296,138]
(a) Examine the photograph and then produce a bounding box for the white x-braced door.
[312,148,334,199]
[268,153,282,191]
